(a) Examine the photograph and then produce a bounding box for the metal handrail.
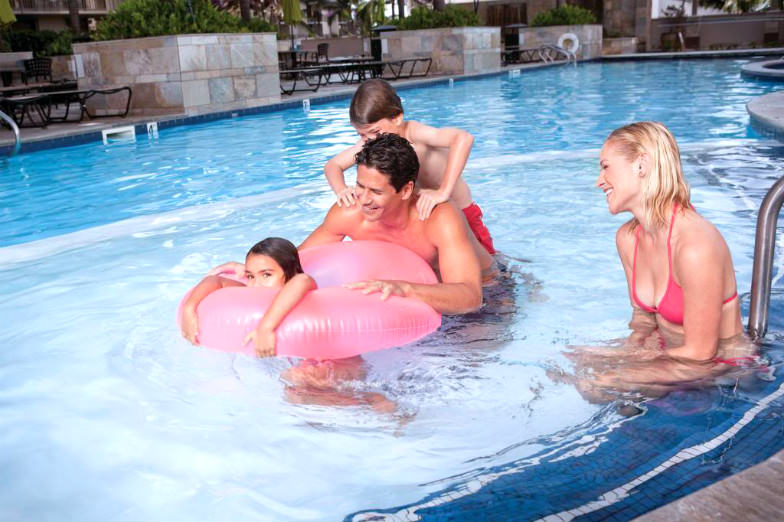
[0,110,21,156]
[540,44,577,66]
[748,175,784,341]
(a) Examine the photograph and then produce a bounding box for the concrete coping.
[747,90,784,141]
[602,47,784,60]
[741,58,784,80]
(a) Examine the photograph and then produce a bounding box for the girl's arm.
[325,142,364,207]
[406,121,474,219]
[244,273,318,357]
[207,261,245,277]
[181,275,244,344]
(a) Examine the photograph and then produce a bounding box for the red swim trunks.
[462,202,496,255]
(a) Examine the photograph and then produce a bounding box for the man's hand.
[344,280,410,300]
[208,261,245,278]
[244,326,277,357]
[336,186,357,207]
[181,306,200,345]
[416,189,449,220]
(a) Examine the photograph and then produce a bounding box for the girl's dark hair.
[349,79,403,125]
[355,133,419,192]
[246,237,303,282]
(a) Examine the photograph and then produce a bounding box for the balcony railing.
[10,0,126,14]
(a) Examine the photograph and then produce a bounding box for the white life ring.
[557,32,580,54]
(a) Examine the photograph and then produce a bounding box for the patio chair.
[317,43,330,63]
[23,57,52,83]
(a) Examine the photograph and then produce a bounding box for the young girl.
[181,238,402,416]
[325,78,495,255]
[180,237,316,357]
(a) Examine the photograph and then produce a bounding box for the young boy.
[324,79,495,254]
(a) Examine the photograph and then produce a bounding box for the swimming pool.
[0,58,783,521]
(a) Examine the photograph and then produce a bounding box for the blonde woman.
[596,121,752,367]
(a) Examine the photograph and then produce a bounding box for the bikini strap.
[666,203,679,274]
[632,224,640,291]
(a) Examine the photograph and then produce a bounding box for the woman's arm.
[664,232,726,361]
[244,273,317,357]
[406,121,474,219]
[181,275,244,344]
[614,223,658,347]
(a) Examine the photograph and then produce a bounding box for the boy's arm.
[246,273,317,357]
[406,121,474,219]
[324,142,363,207]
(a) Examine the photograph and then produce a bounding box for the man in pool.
[299,133,496,315]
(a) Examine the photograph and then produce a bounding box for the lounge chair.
[279,67,326,95]
[0,85,132,127]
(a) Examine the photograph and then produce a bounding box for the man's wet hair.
[355,133,419,192]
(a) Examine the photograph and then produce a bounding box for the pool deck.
[3,47,784,522]
[0,60,556,154]
[748,90,784,140]
[634,449,784,522]
[3,46,783,154]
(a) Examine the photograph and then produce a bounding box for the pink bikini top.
[632,204,737,325]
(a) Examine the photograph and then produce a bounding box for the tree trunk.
[433,0,445,11]
[397,0,405,18]
[67,0,80,32]
[240,0,252,21]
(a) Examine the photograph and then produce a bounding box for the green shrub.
[94,0,275,41]
[530,4,596,27]
[0,29,73,56]
[392,6,480,30]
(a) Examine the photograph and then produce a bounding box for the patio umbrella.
[0,0,16,25]
[282,0,303,25]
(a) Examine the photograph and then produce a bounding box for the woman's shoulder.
[676,207,724,243]
[615,220,637,246]
[615,220,637,265]
[672,207,728,263]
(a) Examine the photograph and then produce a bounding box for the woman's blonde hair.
[606,121,692,231]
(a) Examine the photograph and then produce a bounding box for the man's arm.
[346,203,482,314]
[298,204,351,250]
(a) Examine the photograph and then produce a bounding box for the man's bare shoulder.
[423,201,466,239]
[325,202,364,227]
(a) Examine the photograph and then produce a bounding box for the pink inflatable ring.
[178,240,442,359]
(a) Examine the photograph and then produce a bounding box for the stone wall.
[649,11,784,51]
[602,37,639,55]
[526,0,558,23]
[73,33,279,117]
[299,37,367,58]
[50,55,75,81]
[380,27,501,76]
[516,24,602,60]
[604,0,638,37]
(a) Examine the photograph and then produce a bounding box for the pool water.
[0,58,783,521]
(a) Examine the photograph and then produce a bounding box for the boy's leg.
[462,202,496,255]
